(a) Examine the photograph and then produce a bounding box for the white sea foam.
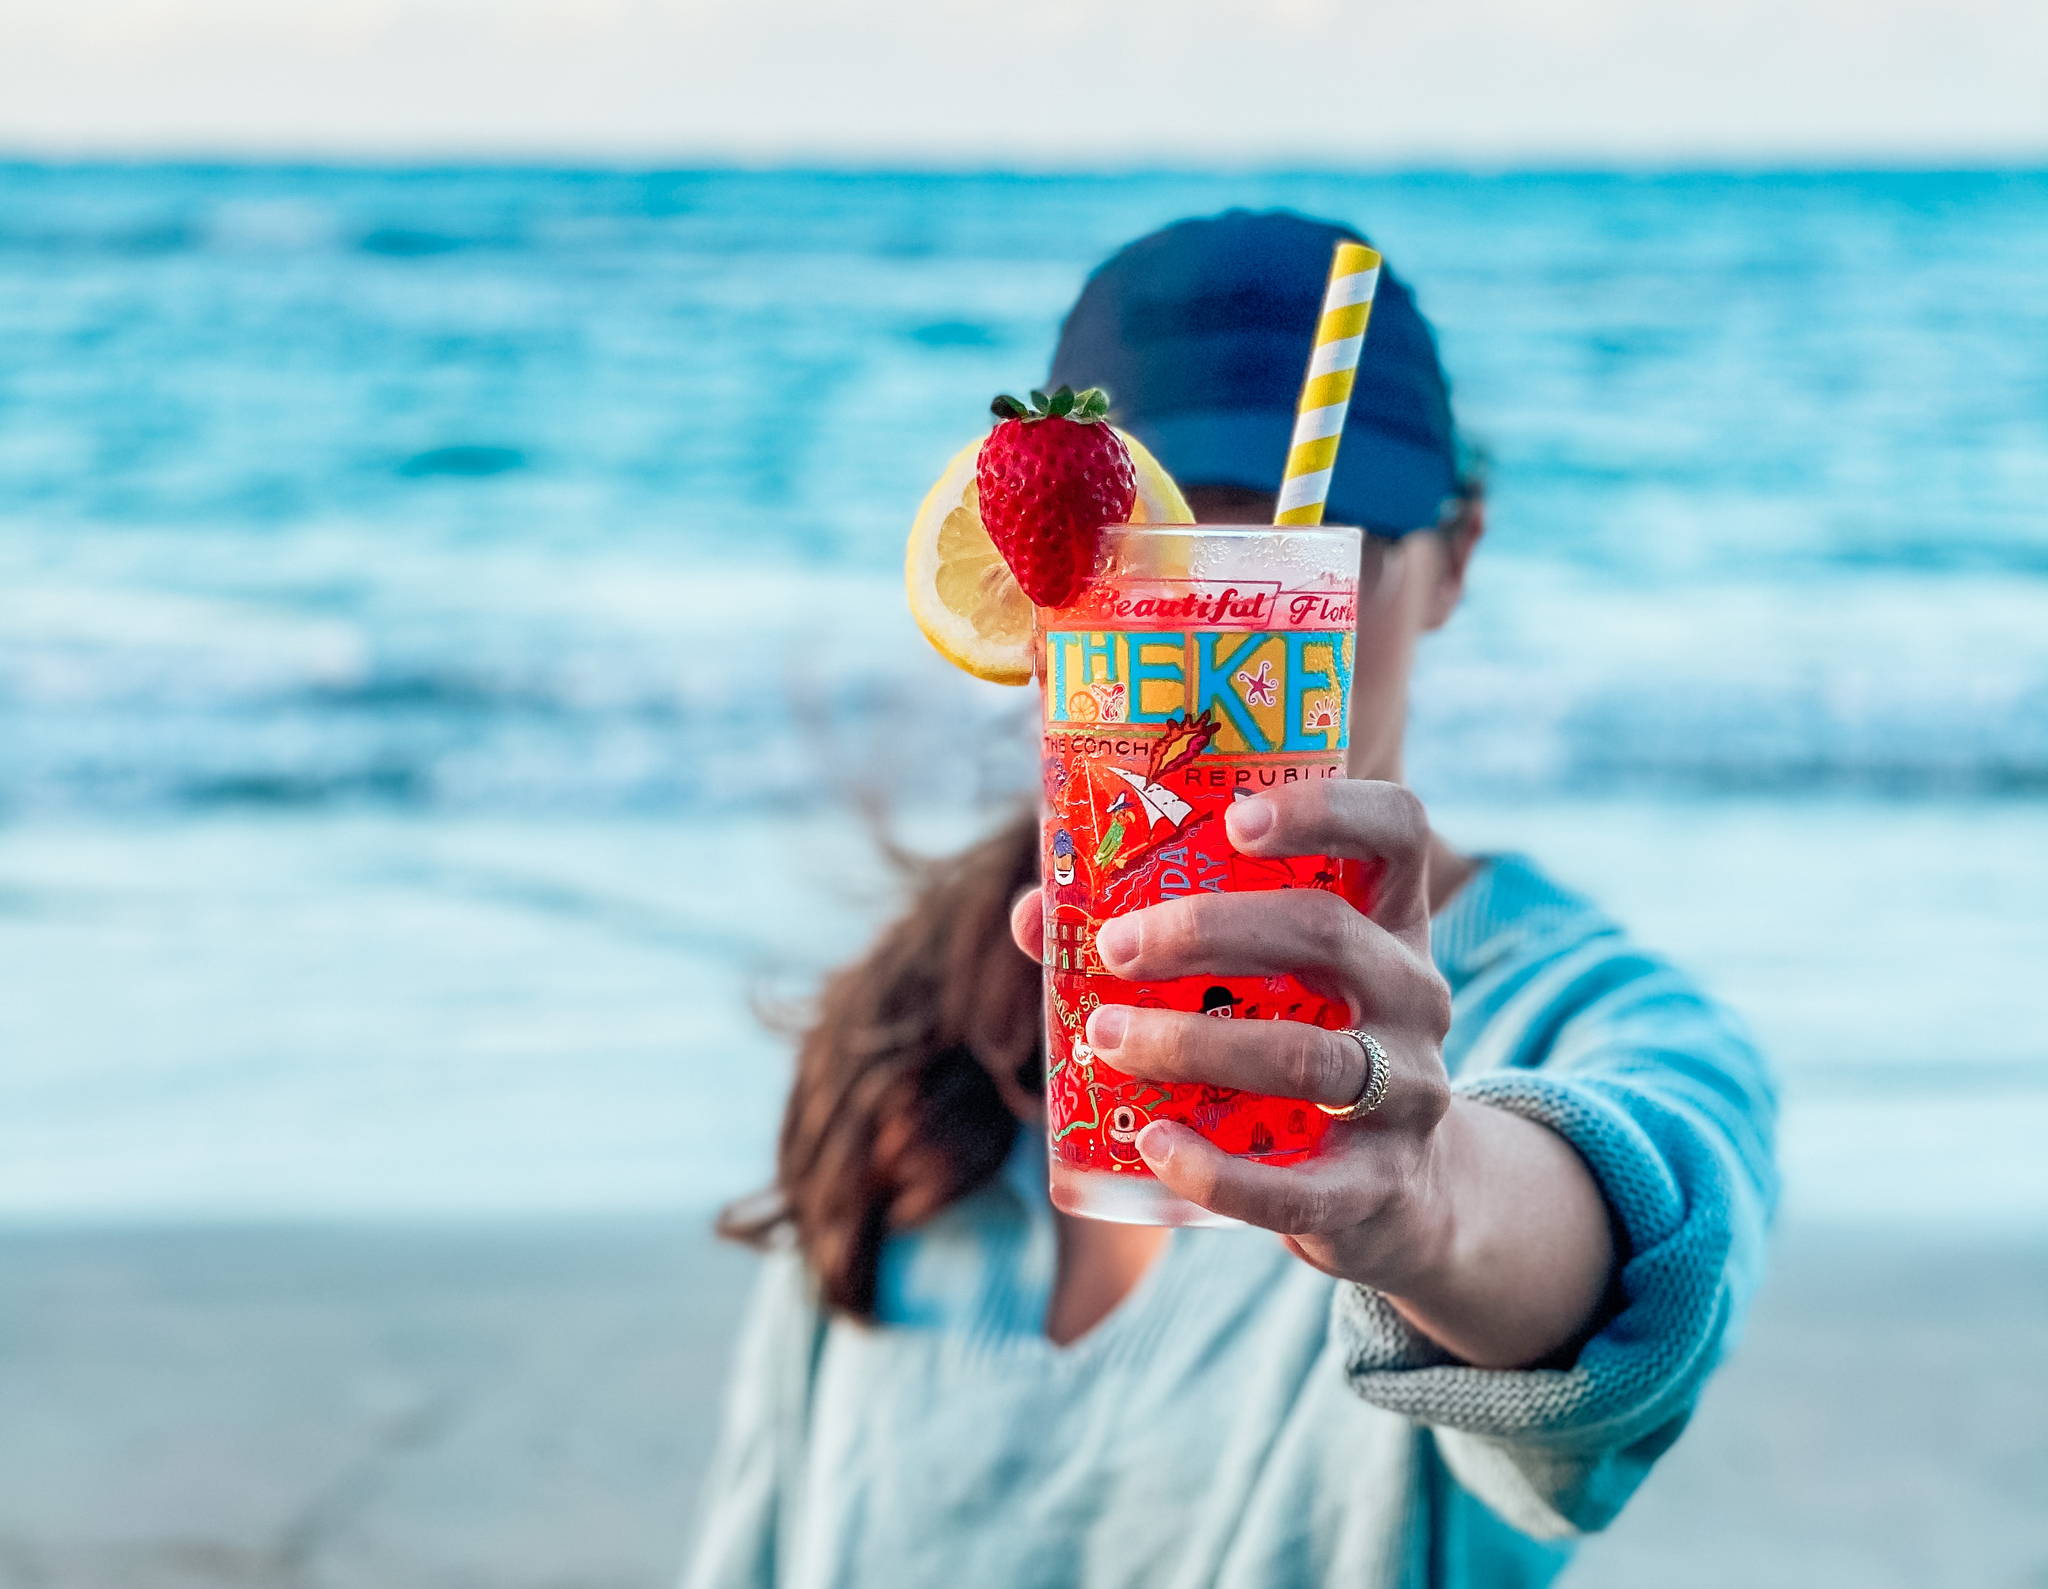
[3,548,2044,812]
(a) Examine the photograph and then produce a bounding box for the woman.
[688,212,1776,1587]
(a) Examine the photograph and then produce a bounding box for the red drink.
[1037,524,1362,1226]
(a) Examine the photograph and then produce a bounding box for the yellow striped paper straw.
[1274,241,1383,526]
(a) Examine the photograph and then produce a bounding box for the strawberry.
[976,386,1136,608]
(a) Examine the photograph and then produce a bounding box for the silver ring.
[1317,1030,1390,1121]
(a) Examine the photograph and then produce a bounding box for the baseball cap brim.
[1047,211,1465,538]
[1124,408,1456,538]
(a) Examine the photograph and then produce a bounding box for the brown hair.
[719,809,1042,1320]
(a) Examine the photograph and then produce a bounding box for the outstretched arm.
[1014,777,1615,1370]
[1015,777,1777,1537]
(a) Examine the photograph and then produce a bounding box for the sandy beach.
[1,1216,2041,1589]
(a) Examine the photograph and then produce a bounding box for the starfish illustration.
[1237,659,1277,707]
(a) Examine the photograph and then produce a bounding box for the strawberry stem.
[987,386,1115,426]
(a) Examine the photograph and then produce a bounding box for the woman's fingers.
[1135,1120,1379,1235]
[1089,1002,1450,1133]
[1021,777,1436,970]
[1087,1005,1368,1108]
[1223,778,1432,947]
[1095,886,1377,997]
[1095,887,1438,1028]
[1009,887,1044,962]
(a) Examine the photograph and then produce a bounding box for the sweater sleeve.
[681,1246,824,1589]
[1332,940,1778,1540]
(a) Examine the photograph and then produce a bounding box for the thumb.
[1009,887,1044,962]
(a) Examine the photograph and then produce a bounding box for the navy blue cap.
[1048,210,1462,537]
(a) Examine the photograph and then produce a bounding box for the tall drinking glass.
[1036,524,1363,1226]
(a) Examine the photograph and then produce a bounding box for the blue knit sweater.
[686,855,1778,1588]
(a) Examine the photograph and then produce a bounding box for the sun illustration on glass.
[1304,693,1340,732]
[1236,659,1277,707]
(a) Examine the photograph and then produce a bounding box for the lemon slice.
[905,429,1193,685]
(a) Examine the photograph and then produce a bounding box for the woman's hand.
[1010,778,1616,1369]
[1023,779,1459,1293]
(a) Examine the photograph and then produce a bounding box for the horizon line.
[4,149,2047,180]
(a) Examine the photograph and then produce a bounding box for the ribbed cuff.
[1334,1070,1734,1455]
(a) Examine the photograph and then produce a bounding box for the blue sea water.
[1,164,2044,1221]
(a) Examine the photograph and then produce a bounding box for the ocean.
[1,163,2044,1223]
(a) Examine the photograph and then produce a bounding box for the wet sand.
[0,1217,2041,1589]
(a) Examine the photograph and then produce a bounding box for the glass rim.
[1100,522,1362,540]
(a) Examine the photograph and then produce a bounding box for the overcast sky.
[6,0,2045,164]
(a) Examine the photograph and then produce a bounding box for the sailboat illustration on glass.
[1096,711,1219,872]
